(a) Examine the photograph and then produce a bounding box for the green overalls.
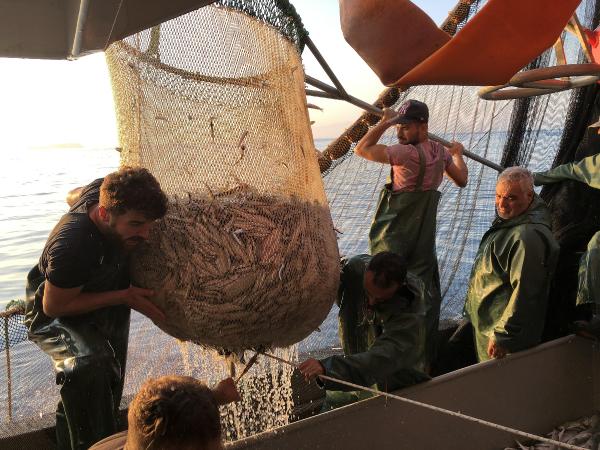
[25,256,130,450]
[369,144,444,364]
[534,153,600,310]
[320,255,429,410]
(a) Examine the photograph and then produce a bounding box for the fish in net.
[105,2,339,351]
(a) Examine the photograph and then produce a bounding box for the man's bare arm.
[444,142,468,187]
[487,338,507,359]
[66,187,84,207]
[211,378,241,405]
[43,281,166,323]
[354,108,398,164]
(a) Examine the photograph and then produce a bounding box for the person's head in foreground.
[495,167,534,220]
[364,251,408,306]
[126,375,238,450]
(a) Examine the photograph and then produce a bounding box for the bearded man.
[353,99,468,365]
[464,167,559,362]
[24,166,168,450]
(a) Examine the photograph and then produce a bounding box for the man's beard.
[104,229,125,251]
[397,134,418,145]
[106,225,144,253]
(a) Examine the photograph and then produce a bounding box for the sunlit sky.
[0,1,455,148]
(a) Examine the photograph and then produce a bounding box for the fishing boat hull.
[229,335,599,450]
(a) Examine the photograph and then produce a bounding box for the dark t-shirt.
[39,178,108,288]
[25,178,130,330]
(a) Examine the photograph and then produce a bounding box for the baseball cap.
[393,99,429,124]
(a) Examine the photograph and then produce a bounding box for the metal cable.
[261,351,588,450]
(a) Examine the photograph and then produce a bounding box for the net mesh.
[105,3,339,351]
[323,0,599,323]
[0,307,26,423]
[2,0,600,445]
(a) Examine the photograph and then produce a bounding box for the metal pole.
[305,37,349,97]
[69,0,91,59]
[306,76,381,115]
[305,89,340,100]
[428,133,504,173]
[305,77,504,173]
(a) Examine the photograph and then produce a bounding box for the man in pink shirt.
[354,99,468,366]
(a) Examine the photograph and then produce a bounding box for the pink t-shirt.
[385,140,452,192]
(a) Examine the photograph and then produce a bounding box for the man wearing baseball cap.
[354,99,468,367]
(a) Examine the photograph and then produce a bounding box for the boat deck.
[229,336,600,450]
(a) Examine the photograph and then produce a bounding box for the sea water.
[0,146,120,306]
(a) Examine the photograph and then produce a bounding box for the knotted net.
[105,2,338,351]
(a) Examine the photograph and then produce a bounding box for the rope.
[103,0,124,50]
[112,42,273,89]
[260,352,588,450]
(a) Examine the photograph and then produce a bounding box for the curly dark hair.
[367,251,408,289]
[99,166,168,219]
[128,375,221,450]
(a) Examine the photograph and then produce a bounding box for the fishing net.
[105,1,338,351]
[322,0,600,328]
[2,0,600,445]
[0,306,26,423]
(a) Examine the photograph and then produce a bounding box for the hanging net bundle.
[105,2,339,351]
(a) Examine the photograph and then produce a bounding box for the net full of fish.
[130,187,339,352]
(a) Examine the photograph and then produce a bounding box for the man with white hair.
[464,167,559,362]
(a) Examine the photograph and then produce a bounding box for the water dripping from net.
[175,341,296,441]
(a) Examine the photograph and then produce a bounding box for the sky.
[0,1,456,148]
